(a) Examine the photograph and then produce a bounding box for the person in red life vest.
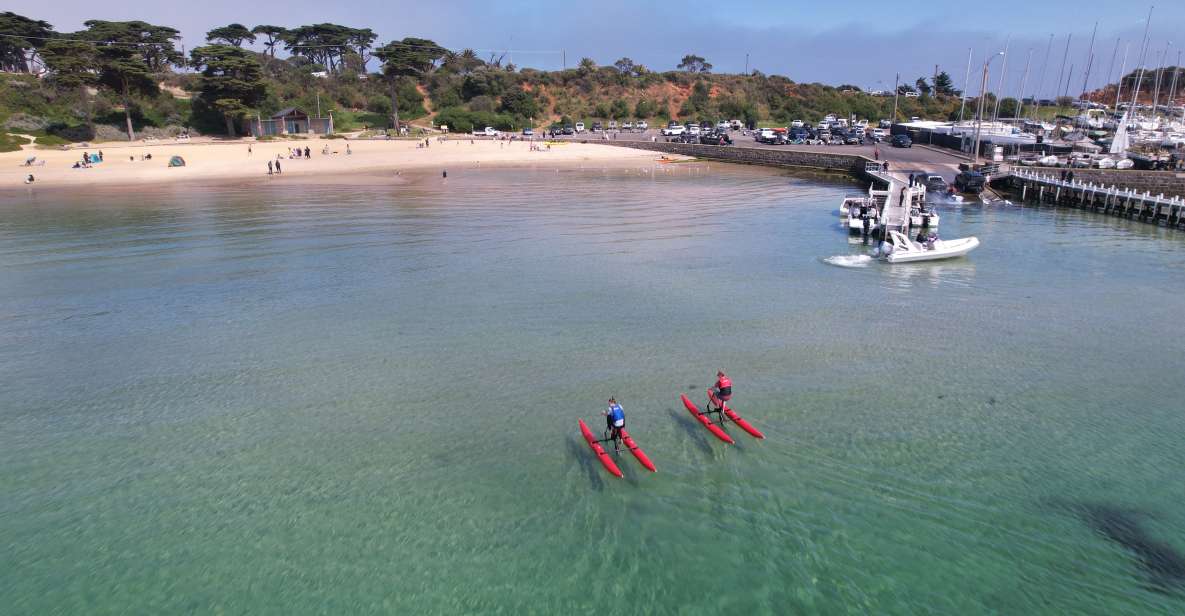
[711,370,732,411]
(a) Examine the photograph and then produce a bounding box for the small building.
[247,107,334,137]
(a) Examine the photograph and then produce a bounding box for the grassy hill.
[2,51,1084,143]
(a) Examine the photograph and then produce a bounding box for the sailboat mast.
[958,47,973,123]
[1079,21,1098,100]
[1055,33,1072,105]
[992,36,1011,123]
[1016,49,1033,120]
[1033,34,1054,119]
[1115,43,1130,109]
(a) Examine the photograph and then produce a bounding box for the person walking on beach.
[883,161,889,172]
[346,143,352,155]
[98,150,103,162]
[275,159,281,175]
[248,144,253,156]
[304,146,310,159]
[268,160,273,175]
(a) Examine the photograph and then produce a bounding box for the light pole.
[891,73,900,123]
[973,52,1005,165]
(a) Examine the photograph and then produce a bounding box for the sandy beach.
[1,137,668,190]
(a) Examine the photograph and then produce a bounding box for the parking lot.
[551,128,972,182]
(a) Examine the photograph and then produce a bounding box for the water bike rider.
[710,370,733,414]
[603,397,626,452]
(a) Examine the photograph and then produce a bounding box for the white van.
[575,122,586,133]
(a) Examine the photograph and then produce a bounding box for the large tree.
[77,20,182,140]
[40,40,97,89]
[374,37,446,131]
[190,44,267,136]
[678,54,712,73]
[933,71,956,97]
[206,24,255,47]
[251,25,287,58]
[0,12,53,73]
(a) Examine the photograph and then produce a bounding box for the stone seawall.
[594,140,877,178]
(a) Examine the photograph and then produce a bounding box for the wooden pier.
[1005,169,1185,229]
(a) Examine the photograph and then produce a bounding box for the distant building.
[246,107,334,137]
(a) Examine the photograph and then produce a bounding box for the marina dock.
[1004,169,1185,229]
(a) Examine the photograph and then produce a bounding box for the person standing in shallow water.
[275,159,281,174]
[267,160,273,175]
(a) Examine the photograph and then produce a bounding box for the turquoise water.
[3,164,1185,614]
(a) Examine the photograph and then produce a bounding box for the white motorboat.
[847,205,879,233]
[909,207,940,228]
[882,230,979,263]
[838,196,867,216]
[1115,159,1134,169]
[1096,157,1116,169]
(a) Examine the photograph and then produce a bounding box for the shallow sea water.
[2,163,1184,614]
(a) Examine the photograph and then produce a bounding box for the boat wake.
[823,254,875,268]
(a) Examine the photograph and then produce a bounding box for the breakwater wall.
[596,140,881,182]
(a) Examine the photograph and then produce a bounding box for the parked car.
[575,122,586,133]
[954,171,986,193]
[924,175,947,191]
[521,128,534,136]
[891,134,912,148]
[687,125,702,136]
[563,125,575,135]
[700,132,732,145]
[661,124,687,136]
[716,121,731,131]
[591,121,603,132]
[608,120,617,131]
[870,128,887,141]
[730,119,743,130]
[843,131,863,145]
[472,126,501,137]
[636,120,649,131]
[755,128,779,144]
[879,119,892,128]
[669,133,698,143]
[621,121,633,131]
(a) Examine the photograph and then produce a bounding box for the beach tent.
[168,155,186,167]
[88,153,100,163]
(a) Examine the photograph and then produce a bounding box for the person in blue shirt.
[603,397,626,452]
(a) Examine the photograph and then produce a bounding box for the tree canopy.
[678,54,712,73]
[0,11,53,73]
[190,44,267,135]
[251,25,287,57]
[206,24,255,47]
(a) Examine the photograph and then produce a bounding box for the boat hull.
[579,419,623,478]
[680,394,735,444]
[886,237,979,263]
[707,389,765,439]
[619,428,656,472]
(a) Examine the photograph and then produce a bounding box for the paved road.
[552,129,974,182]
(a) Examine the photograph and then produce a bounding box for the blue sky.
[9,1,1185,97]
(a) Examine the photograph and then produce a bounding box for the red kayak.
[619,428,657,472]
[579,419,623,478]
[707,389,765,439]
[680,394,735,444]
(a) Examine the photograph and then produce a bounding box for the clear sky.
[8,0,1185,97]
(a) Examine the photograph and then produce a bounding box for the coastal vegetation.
[1,11,1116,143]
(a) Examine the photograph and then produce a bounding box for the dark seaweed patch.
[1073,503,1185,592]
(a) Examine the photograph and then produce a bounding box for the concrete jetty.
[1004,169,1185,229]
